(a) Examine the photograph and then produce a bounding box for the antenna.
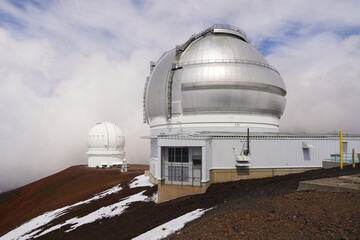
[244,128,250,155]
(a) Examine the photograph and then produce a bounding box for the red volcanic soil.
[0,165,147,236]
[166,166,360,240]
[1,164,360,240]
[44,165,360,240]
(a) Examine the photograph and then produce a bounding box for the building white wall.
[211,135,360,169]
[204,140,212,182]
[149,134,360,184]
[149,138,158,178]
[88,154,124,168]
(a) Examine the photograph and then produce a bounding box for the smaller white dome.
[87,122,125,150]
[87,122,126,168]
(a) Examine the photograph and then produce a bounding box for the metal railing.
[325,152,360,163]
[213,24,247,37]
[163,165,202,187]
[176,24,247,57]
[176,27,214,56]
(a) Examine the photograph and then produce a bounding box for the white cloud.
[0,0,359,191]
[0,27,154,190]
[267,32,360,133]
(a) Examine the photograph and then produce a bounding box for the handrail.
[325,152,360,163]
[176,24,248,56]
[213,24,247,38]
[176,26,214,54]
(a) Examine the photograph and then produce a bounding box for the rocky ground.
[1,164,360,240]
[167,191,359,240]
[166,166,360,240]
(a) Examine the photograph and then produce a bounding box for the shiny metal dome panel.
[180,34,268,64]
[143,24,287,133]
[145,49,176,120]
[182,89,285,116]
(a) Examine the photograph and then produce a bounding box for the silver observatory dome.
[144,24,286,134]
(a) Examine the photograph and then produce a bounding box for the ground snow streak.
[0,184,122,240]
[37,190,151,237]
[1,174,155,240]
[132,208,212,240]
[129,174,154,188]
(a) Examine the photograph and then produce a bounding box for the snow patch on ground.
[129,174,153,188]
[150,191,158,203]
[132,208,212,240]
[37,190,154,237]
[0,184,123,240]
[1,175,157,240]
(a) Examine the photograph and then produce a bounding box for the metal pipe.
[340,131,343,169]
[353,148,356,168]
[245,128,250,155]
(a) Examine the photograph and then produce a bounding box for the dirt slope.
[42,164,360,240]
[0,165,147,236]
[1,164,359,240]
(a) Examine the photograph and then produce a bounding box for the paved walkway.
[298,174,360,193]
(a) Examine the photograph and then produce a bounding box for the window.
[169,148,175,162]
[303,149,310,161]
[175,148,182,162]
[343,142,348,153]
[168,147,189,163]
[162,147,202,186]
[192,155,202,165]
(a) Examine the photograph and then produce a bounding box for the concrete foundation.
[210,168,319,183]
[148,170,209,203]
[153,167,321,203]
[157,181,210,203]
[322,160,351,169]
[148,171,160,185]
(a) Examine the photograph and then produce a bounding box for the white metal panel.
[158,138,207,147]
[204,140,212,182]
[211,135,360,169]
[145,50,176,120]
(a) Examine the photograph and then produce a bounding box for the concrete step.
[298,174,360,193]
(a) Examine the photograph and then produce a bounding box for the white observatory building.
[143,24,360,202]
[87,122,126,168]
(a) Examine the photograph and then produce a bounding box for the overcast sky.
[0,0,360,192]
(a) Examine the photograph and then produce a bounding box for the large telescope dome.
[144,24,286,134]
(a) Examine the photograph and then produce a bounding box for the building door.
[161,147,202,186]
[192,147,202,187]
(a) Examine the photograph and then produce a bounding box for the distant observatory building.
[87,122,126,168]
[143,24,360,202]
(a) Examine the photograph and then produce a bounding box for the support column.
[201,146,206,183]
[340,131,343,169]
[353,148,356,168]
[157,146,162,180]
